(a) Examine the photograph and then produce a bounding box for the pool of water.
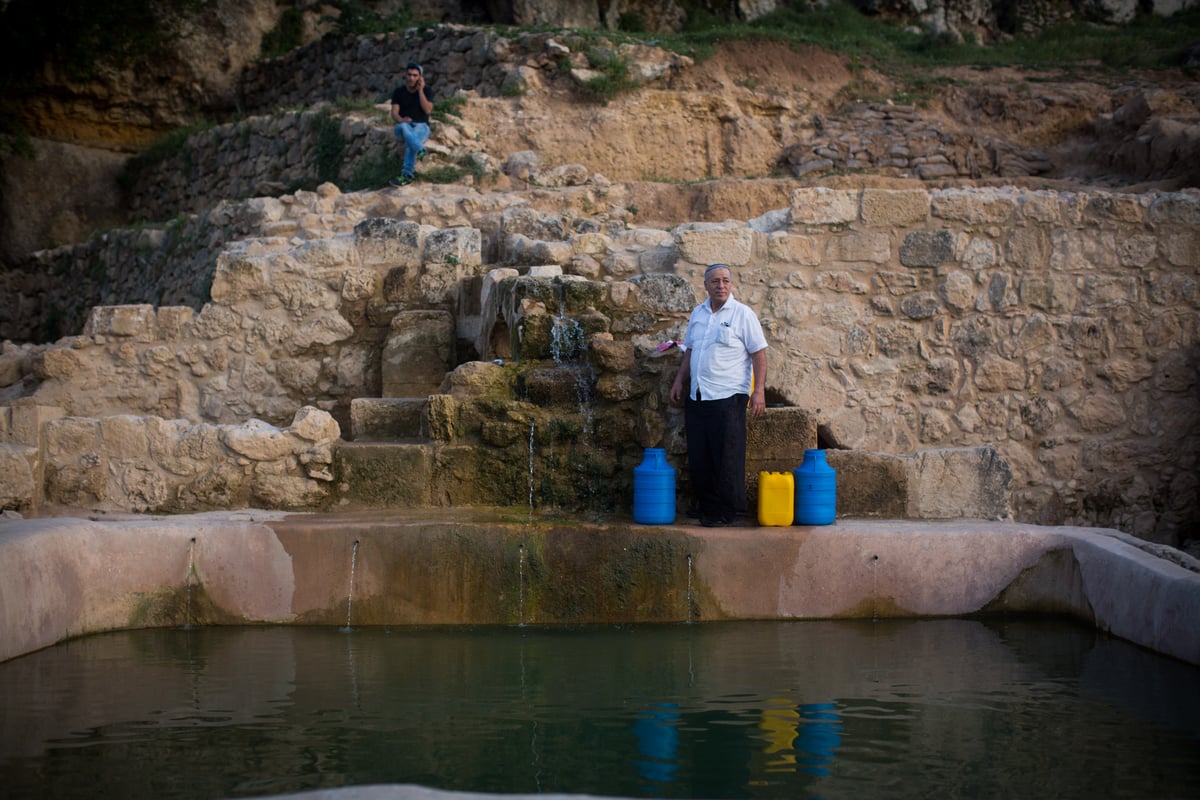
[1,619,1197,800]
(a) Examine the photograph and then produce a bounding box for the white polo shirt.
[684,294,767,401]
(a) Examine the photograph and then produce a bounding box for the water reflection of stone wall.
[1,186,1197,546]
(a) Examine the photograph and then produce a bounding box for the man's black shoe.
[700,516,728,528]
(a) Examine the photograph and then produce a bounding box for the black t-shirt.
[391,84,432,124]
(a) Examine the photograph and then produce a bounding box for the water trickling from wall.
[527,420,536,520]
[550,284,595,434]
[870,553,879,622]
[183,537,196,630]
[342,539,359,632]
[518,544,526,626]
[686,554,694,624]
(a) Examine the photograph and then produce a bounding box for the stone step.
[349,397,429,441]
[335,441,435,508]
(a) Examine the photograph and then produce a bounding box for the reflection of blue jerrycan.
[634,448,676,524]
[794,449,836,525]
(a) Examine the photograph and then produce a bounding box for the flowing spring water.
[686,553,694,624]
[518,544,526,626]
[342,539,359,632]
[183,537,196,629]
[527,420,536,521]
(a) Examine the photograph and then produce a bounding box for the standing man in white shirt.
[669,263,768,527]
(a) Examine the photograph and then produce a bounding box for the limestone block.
[1160,229,1200,267]
[111,460,170,512]
[350,398,428,441]
[85,304,157,340]
[602,251,640,277]
[572,232,612,256]
[192,304,243,340]
[354,218,424,267]
[767,232,821,265]
[589,337,635,373]
[0,444,36,511]
[860,189,930,226]
[383,310,456,398]
[975,355,1026,392]
[425,226,483,268]
[43,417,106,507]
[827,232,890,264]
[938,271,976,312]
[503,150,544,181]
[99,415,150,460]
[907,446,1013,520]
[522,364,594,405]
[7,401,65,447]
[1019,273,1077,313]
[210,253,272,304]
[1016,192,1061,223]
[1118,234,1158,267]
[790,187,858,225]
[288,310,355,353]
[627,273,696,312]
[674,222,754,266]
[746,407,817,470]
[1084,192,1146,224]
[416,259,468,306]
[1003,227,1049,270]
[532,240,574,265]
[292,235,361,269]
[1147,192,1200,225]
[931,188,1016,225]
[289,406,341,443]
[439,362,508,400]
[149,418,221,478]
[222,419,300,461]
[155,307,196,340]
[826,450,908,518]
[591,372,644,402]
[1081,275,1139,309]
[333,442,434,507]
[32,348,81,380]
[252,471,329,510]
[1069,394,1126,432]
[340,268,378,301]
[638,244,677,274]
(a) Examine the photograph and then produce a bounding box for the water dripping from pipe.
[341,539,359,632]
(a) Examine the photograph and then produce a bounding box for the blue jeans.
[394,122,429,177]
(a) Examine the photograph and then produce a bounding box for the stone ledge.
[0,512,1195,666]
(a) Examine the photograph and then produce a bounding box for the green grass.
[652,1,1200,74]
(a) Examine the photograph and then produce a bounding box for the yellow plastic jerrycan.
[757,471,795,526]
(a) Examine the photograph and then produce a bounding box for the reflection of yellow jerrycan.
[757,471,794,526]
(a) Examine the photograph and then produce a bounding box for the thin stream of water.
[342,539,359,632]
[183,537,196,629]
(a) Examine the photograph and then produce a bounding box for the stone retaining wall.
[124,110,400,222]
[2,186,1197,546]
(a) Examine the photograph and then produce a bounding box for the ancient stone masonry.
[1,185,1198,549]
[124,110,401,222]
